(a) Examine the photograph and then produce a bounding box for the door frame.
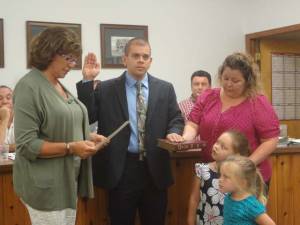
[245,23,300,58]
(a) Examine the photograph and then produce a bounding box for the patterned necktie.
[136,81,147,160]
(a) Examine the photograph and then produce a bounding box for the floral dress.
[195,163,224,225]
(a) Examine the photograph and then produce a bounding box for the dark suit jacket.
[76,72,184,189]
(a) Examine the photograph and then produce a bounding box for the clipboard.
[95,120,130,151]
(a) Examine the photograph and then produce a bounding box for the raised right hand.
[82,53,100,81]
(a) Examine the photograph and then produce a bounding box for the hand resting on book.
[157,139,206,152]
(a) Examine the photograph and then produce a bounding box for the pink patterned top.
[188,88,279,181]
[178,96,201,143]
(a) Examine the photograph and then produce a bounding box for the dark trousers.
[108,153,167,225]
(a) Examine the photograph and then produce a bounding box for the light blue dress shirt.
[125,72,149,153]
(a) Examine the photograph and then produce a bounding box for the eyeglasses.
[60,54,78,65]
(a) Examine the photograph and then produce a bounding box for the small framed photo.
[26,21,82,69]
[100,24,148,68]
[0,19,4,68]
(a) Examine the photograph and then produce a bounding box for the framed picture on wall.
[100,24,148,68]
[0,19,4,68]
[26,21,82,69]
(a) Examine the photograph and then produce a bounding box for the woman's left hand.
[249,137,278,165]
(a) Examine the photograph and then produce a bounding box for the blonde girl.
[219,155,275,225]
[187,130,250,225]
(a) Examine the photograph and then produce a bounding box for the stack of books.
[157,139,206,152]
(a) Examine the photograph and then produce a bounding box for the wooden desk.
[0,160,31,225]
[1,147,299,225]
[267,146,300,225]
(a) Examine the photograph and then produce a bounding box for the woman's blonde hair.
[221,155,267,205]
[218,52,263,98]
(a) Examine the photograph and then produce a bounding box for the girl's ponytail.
[255,168,267,205]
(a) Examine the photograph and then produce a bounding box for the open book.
[157,139,206,152]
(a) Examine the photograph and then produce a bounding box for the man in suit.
[76,38,184,225]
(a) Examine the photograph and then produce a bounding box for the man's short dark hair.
[124,38,151,56]
[191,70,212,85]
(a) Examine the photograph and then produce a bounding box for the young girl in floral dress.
[187,130,250,225]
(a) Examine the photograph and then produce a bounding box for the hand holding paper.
[94,121,130,151]
[90,133,110,151]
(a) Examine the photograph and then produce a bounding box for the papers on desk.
[289,138,300,145]
[278,137,300,147]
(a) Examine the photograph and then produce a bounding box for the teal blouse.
[223,194,265,225]
[13,68,94,211]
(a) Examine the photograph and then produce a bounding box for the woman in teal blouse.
[13,27,108,225]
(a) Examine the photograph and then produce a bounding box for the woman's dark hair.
[29,26,82,70]
[218,52,263,97]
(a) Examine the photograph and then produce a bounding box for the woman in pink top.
[182,52,279,183]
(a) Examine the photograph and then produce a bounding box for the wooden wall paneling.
[175,158,198,225]
[94,188,110,225]
[267,156,278,223]
[76,187,110,225]
[0,175,4,225]
[276,155,294,225]
[292,154,300,225]
[165,160,178,225]
[2,173,30,225]
[76,198,88,225]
